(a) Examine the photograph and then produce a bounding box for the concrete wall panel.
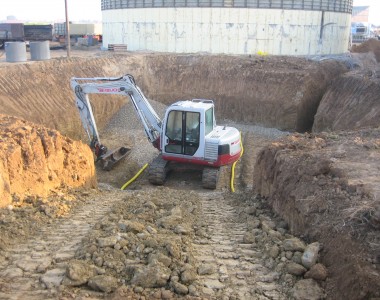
[103,8,351,55]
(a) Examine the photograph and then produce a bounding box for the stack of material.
[108,44,128,52]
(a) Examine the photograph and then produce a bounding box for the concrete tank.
[30,41,51,61]
[101,0,353,55]
[5,42,27,62]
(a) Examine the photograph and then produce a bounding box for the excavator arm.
[71,74,162,169]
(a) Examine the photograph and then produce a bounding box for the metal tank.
[30,41,51,61]
[5,42,27,62]
[101,0,353,55]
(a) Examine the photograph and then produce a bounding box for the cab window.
[205,108,213,135]
[165,111,200,156]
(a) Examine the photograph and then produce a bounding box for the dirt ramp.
[253,131,380,299]
[0,114,97,207]
[313,72,380,132]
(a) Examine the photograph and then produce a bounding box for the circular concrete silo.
[101,0,352,55]
[30,41,51,61]
[5,42,27,62]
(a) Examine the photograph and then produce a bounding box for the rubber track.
[148,155,168,185]
[202,167,219,189]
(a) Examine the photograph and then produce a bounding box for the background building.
[101,0,353,55]
[352,5,369,22]
[351,5,376,42]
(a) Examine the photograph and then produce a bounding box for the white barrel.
[5,42,27,62]
[30,41,50,61]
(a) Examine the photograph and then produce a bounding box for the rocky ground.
[0,128,330,300]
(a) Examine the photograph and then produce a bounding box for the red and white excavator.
[71,74,241,189]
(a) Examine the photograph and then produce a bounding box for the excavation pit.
[0,48,379,299]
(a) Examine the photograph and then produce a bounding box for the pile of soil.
[253,129,380,299]
[0,114,97,207]
[351,39,380,62]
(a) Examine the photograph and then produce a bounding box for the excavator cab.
[162,100,214,158]
[164,110,200,156]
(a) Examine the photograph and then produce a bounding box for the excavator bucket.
[99,146,131,171]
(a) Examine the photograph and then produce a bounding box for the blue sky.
[1,0,380,24]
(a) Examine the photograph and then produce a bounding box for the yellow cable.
[121,163,149,190]
[231,132,245,193]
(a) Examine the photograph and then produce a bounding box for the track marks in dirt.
[0,190,124,300]
[193,191,286,299]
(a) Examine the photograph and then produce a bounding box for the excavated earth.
[0,42,379,300]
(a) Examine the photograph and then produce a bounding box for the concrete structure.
[5,42,27,62]
[30,41,51,61]
[101,0,353,55]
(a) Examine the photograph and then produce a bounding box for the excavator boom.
[71,74,162,169]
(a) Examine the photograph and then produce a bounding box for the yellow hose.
[231,133,244,193]
[121,163,149,190]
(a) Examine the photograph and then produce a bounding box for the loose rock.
[198,264,216,275]
[172,281,189,295]
[283,238,306,252]
[292,279,325,300]
[64,260,97,286]
[286,262,307,276]
[302,242,320,269]
[97,236,118,248]
[131,261,171,288]
[181,268,197,284]
[88,275,118,293]
[304,263,328,281]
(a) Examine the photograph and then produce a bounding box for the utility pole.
[64,0,71,57]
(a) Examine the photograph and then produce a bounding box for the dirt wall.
[0,57,127,139]
[253,131,380,299]
[138,55,347,132]
[0,54,347,139]
[313,72,380,132]
[0,115,97,207]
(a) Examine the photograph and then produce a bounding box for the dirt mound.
[352,39,380,62]
[0,114,97,207]
[253,130,380,299]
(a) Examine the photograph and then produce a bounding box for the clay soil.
[0,45,379,299]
